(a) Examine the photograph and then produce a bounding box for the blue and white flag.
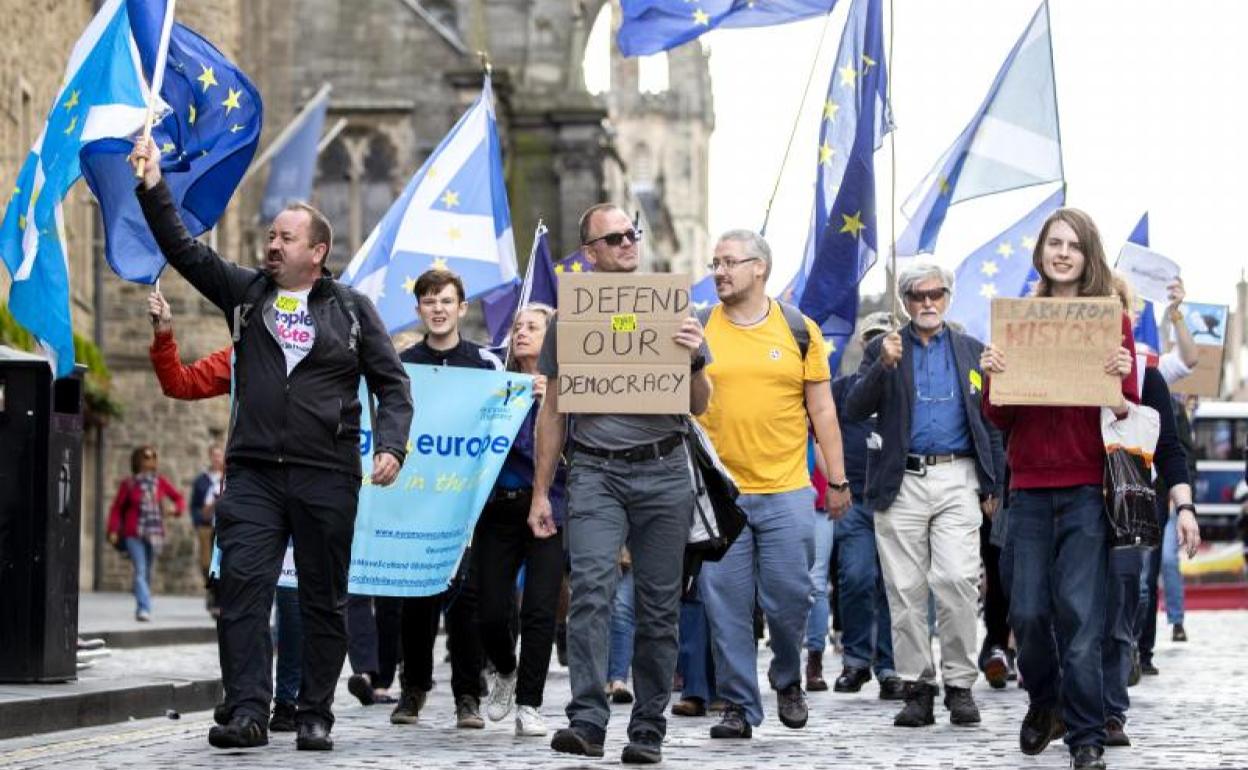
[794,0,891,370]
[691,274,717,311]
[349,366,533,596]
[0,0,169,376]
[947,188,1062,344]
[482,223,560,346]
[80,15,263,284]
[897,2,1061,256]
[260,85,330,221]
[342,77,517,335]
[619,0,837,57]
[1125,213,1161,357]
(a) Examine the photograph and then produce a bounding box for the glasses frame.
[904,287,950,305]
[707,256,761,272]
[583,228,643,248]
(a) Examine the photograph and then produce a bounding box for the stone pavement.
[1,610,1244,770]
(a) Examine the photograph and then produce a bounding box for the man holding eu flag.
[129,138,413,753]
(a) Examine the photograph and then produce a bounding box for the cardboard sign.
[989,297,1123,406]
[1115,243,1180,305]
[556,272,691,414]
[1170,302,1229,397]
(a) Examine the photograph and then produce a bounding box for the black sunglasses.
[584,228,643,248]
[904,287,949,304]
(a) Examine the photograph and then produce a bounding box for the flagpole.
[887,0,899,323]
[239,81,333,186]
[316,118,349,154]
[503,220,544,369]
[134,0,178,179]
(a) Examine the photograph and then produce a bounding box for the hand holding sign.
[673,316,705,358]
[1115,243,1180,305]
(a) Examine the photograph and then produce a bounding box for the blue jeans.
[677,590,717,703]
[1008,485,1108,751]
[835,505,895,676]
[124,537,154,615]
[804,509,834,651]
[274,586,302,705]
[700,488,815,726]
[607,569,635,682]
[1161,513,1184,625]
[1102,547,1143,723]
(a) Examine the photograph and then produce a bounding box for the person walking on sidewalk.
[190,443,224,618]
[107,446,186,622]
[695,229,851,739]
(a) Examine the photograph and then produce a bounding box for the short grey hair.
[897,262,954,300]
[716,229,773,279]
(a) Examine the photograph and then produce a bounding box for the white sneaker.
[514,705,547,736]
[486,670,518,721]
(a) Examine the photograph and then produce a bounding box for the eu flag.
[619,0,837,57]
[81,19,263,284]
[260,85,330,221]
[794,0,890,370]
[483,224,560,346]
[1126,213,1160,357]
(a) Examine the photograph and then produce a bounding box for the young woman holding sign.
[978,208,1137,770]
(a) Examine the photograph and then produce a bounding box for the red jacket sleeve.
[158,475,187,515]
[149,330,233,400]
[107,479,128,536]
[1120,313,1140,405]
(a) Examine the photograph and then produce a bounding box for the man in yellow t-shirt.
[695,230,851,739]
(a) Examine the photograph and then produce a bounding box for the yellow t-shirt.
[697,303,831,494]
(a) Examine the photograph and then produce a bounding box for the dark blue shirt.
[832,375,876,504]
[908,325,972,455]
[495,401,568,526]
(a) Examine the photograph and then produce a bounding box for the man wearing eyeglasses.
[692,230,851,740]
[528,203,712,765]
[843,262,1004,730]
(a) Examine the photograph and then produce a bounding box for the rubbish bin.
[0,348,84,683]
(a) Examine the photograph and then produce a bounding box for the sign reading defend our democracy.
[989,297,1123,407]
[556,272,692,414]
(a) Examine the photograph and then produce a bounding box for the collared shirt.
[908,324,972,455]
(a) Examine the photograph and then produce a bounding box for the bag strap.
[231,273,269,343]
[327,280,361,354]
[697,300,810,360]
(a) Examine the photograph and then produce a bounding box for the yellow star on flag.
[189,104,197,125]
[692,8,710,25]
[827,336,837,353]
[17,214,26,231]
[554,264,564,274]
[230,123,244,133]
[1021,235,1037,250]
[570,260,584,272]
[197,64,218,92]
[995,242,1014,258]
[823,100,840,122]
[431,257,449,271]
[221,88,242,115]
[161,142,175,153]
[938,177,951,195]
[838,63,858,87]
[440,190,460,209]
[402,276,417,294]
[861,53,876,72]
[980,260,999,277]
[979,283,998,299]
[62,90,79,110]
[63,115,78,135]
[839,211,866,237]
[819,141,835,166]
[447,227,462,241]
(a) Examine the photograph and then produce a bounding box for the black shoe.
[878,676,906,701]
[944,685,981,725]
[1140,660,1160,676]
[1172,623,1187,642]
[833,666,871,693]
[709,704,752,739]
[212,701,230,726]
[776,683,808,729]
[621,731,663,764]
[1020,704,1061,755]
[550,721,606,757]
[455,694,485,729]
[347,673,375,706]
[269,702,297,733]
[1071,744,1106,769]
[1105,718,1131,747]
[893,682,936,727]
[390,689,427,724]
[296,720,333,751]
[208,714,268,749]
[983,646,1010,690]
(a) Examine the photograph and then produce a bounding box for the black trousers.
[347,595,402,690]
[979,514,1012,661]
[1136,495,1169,663]
[474,492,564,707]
[400,550,483,700]
[214,461,359,727]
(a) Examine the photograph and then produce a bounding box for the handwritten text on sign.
[989,297,1123,407]
[557,273,691,414]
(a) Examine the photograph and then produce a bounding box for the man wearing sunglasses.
[528,203,712,764]
[843,263,1004,731]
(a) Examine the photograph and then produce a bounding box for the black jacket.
[137,181,413,477]
[844,324,1005,511]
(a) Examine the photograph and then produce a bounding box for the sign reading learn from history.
[556,272,692,414]
[989,297,1123,407]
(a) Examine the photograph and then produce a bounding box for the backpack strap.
[327,280,361,354]
[775,300,810,360]
[231,274,270,343]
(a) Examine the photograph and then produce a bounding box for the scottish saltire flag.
[81,17,262,284]
[795,0,891,370]
[947,188,1062,343]
[0,0,169,376]
[897,2,1061,256]
[260,85,330,221]
[483,224,559,346]
[619,0,837,57]
[343,77,517,334]
[1126,213,1161,357]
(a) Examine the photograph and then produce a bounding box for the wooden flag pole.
[134,0,179,178]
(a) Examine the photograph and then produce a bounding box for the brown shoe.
[805,650,828,692]
[671,697,707,717]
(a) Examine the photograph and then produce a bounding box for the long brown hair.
[1030,207,1114,298]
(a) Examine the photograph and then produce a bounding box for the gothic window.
[315,137,352,272]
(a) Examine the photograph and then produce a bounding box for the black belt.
[572,434,684,463]
[905,452,973,472]
[492,488,530,502]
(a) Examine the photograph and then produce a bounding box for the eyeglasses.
[584,228,643,248]
[707,256,760,272]
[904,287,949,304]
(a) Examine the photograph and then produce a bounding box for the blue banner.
[348,365,533,596]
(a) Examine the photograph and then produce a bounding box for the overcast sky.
[593,0,1247,309]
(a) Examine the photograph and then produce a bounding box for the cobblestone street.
[1,610,1244,769]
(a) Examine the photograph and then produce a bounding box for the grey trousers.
[564,445,693,739]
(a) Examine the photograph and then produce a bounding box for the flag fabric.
[483,224,560,346]
[553,248,591,276]
[80,16,263,284]
[342,77,517,335]
[259,87,329,221]
[691,274,717,310]
[618,0,837,57]
[0,0,169,376]
[946,187,1062,344]
[896,2,1061,256]
[794,0,891,371]
[1126,213,1161,357]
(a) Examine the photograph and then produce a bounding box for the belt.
[572,434,684,463]
[905,452,973,472]
[492,488,530,502]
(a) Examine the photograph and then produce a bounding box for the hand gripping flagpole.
[134,0,178,178]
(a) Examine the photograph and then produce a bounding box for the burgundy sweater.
[983,313,1140,490]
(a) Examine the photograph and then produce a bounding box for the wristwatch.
[1176,503,1197,516]
[828,480,850,493]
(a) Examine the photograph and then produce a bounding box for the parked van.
[1190,400,1248,541]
